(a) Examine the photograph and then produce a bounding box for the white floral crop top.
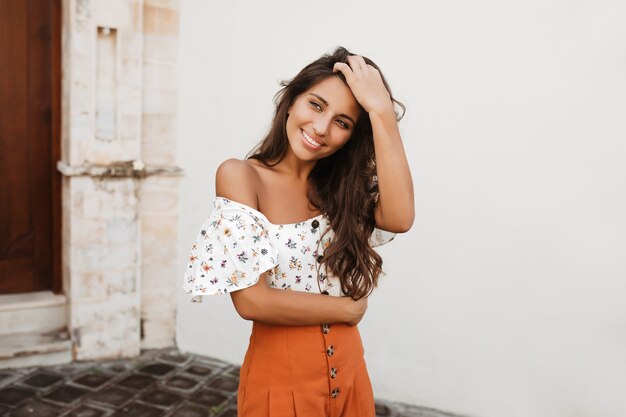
[183,197,395,302]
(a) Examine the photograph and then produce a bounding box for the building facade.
[0,0,181,367]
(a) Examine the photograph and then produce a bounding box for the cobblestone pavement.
[0,349,461,417]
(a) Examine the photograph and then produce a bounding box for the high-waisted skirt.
[237,321,375,417]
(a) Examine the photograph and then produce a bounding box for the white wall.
[176,1,626,416]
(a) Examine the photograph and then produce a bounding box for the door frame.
[51,0,61,294]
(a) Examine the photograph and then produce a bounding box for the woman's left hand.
[333,55,394,116]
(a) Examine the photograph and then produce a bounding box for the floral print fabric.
[183,197,395,302]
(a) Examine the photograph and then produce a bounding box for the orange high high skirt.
[237,322,375,417]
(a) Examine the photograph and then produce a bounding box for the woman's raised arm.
[334,56,415,233]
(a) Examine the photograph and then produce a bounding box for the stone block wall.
[64,177,140,359]
[59,0,180,360]
[139,176,179,349]
[139,0,180,350]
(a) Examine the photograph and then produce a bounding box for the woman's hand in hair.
[335,57,415,233]
[333,55,394,116]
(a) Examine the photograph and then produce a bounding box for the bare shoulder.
[215,158,260,209]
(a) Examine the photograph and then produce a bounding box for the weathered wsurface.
[60,0,182,362]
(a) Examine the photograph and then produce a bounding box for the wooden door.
[0,0,61,294]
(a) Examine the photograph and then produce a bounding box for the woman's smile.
[301,129,324,150]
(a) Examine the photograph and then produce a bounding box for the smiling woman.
[183,47,413,416]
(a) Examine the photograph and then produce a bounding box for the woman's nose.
[312,115,332,136]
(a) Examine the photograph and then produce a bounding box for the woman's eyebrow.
[309,93,356,125]
[310,93,329,106]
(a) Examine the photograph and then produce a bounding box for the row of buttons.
[312,220,325,263]
[314,219,340,399]
[323,325,340,398]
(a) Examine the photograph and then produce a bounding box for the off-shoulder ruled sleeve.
[369,228,396,248]
[183,198,278,302]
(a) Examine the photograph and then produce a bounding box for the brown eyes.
[309,101,323,111]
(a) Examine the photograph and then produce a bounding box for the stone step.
[0,329,72,369]
[0,291,67,335]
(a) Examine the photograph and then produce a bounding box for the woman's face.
[285,76,360,162]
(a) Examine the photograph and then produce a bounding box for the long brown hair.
[248,47,404,300]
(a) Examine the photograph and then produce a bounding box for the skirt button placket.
[315,217,342,406]
[321,322,340,403]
